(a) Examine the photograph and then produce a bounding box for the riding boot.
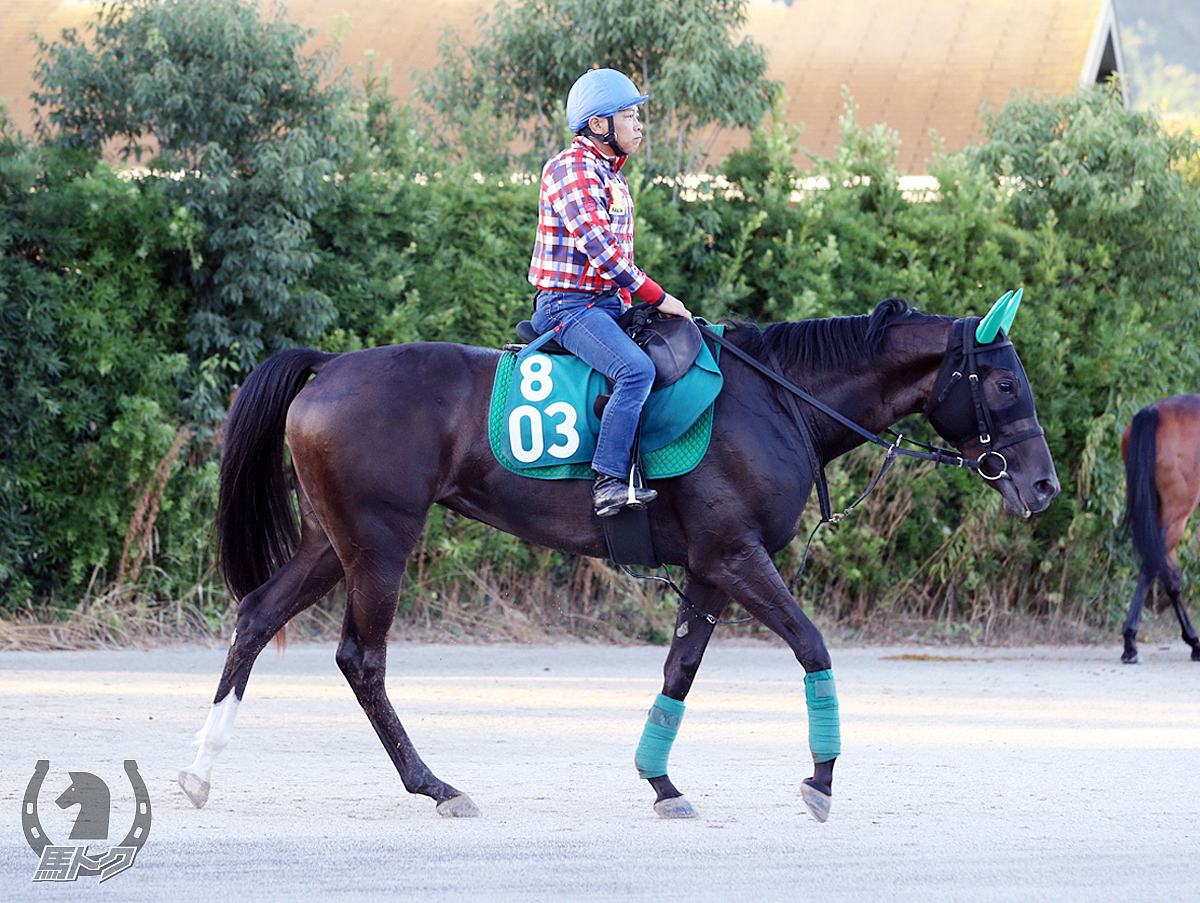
[593,472,657,517]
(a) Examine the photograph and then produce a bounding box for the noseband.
[924,318,1045,483]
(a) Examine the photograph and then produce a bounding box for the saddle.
[513,302,704,391]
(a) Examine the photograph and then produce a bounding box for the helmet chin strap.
[586,116,629,157]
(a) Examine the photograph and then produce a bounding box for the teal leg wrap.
[634,693,686,779]
[805,669,841,763]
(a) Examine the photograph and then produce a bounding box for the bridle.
[922,317,1046,485]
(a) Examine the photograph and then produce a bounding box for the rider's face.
[612,107,643,154]
[588,107,643,156]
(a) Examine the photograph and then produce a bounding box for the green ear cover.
[975,290,1014,343]
[999,287,1023,334]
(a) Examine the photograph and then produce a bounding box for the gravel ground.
[1,638,1197,902]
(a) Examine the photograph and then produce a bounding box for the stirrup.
[594,473,657,517]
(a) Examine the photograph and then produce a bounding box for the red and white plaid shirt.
[528,137,663,304]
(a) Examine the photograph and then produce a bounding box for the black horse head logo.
[55,771,111,840]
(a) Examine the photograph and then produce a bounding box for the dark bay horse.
[1120,393,1200,663]
[179,296,1059,822]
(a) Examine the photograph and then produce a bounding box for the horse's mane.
[723,298,921,373]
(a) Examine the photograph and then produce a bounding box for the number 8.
[519,354,554,402]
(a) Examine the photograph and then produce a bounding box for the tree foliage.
[0,138,215,606]
[680,83,1200,627]
[32,0,356,415]
[417,0,776,178]
[1118,0,1200,113]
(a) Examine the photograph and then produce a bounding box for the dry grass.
[0,555,1124,653]
[0,590,217,651]
[118,425,193,587]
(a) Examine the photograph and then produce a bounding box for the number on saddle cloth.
[492,322,724,476]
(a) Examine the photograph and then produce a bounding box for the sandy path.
[1,639,1197,901]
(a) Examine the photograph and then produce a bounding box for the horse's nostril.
[1036,478,1059,500]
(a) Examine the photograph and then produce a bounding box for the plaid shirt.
[528,137,660,303]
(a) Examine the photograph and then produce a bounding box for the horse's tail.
[1122,405,1169,585]
[218,348,337,601]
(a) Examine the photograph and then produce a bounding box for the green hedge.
[0,145,217,609]
[3,84,1198,638]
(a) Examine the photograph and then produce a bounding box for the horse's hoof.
[1121,653,1140,664]
[801,780,832,823]
[1191,649,1200,662]
[653,796,697,819]
[178,769,210,809]
[436,793,480,818]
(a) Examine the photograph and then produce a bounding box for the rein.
[696,322,987,501]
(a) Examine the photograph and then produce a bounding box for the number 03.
[508,355,581,463]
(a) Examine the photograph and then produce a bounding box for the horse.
[1119,393,1200,663]
[178,294,1059,823]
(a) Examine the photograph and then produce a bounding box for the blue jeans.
[531,289,654,479]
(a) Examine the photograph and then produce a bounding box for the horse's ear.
[999,287,1023,334]
[975,290,1014,343]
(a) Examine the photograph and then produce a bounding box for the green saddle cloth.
[489,325,724,480]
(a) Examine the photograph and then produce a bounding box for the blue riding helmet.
[566,69,649,133]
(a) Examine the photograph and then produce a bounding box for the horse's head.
[924,290,1060,518]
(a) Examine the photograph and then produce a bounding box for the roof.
[0,0,1125,174]
[740,0,1127,171]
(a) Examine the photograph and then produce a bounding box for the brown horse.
[1120,393,1200,663]
[179,295,1059,822]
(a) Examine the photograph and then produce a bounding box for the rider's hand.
[657,293,693,320]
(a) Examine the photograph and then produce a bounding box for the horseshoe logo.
[22,760,152,877]
[21,760,51,855]
[117,759,153,850]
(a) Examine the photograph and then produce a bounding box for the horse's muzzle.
[1000,470,1060,518]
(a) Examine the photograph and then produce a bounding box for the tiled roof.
[0,0,483,138]
[0,0,1123,173]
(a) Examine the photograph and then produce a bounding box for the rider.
[528,68,693,518]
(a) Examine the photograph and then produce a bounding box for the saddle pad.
[489,326,723,480]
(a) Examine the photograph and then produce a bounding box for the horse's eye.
[998,378,1017,394]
